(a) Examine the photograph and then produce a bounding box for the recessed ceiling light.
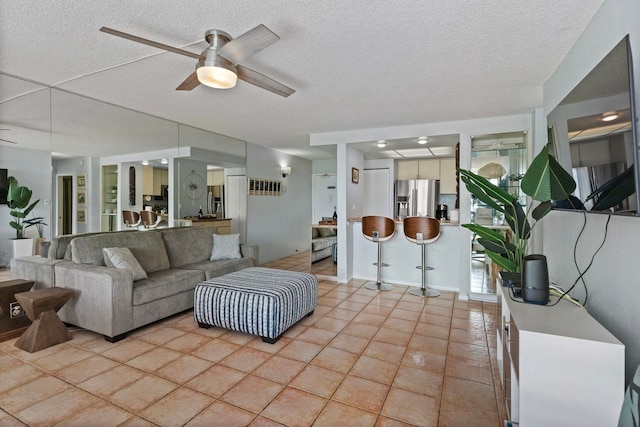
[602,112,619,122]
[376,140,387,148]
[417,136,428,145]
[142,160,149,165]
[160,158,169,164]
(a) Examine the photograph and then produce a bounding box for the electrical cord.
[548,211,611,307]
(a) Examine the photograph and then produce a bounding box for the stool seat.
[122,210,141,228]
[403,216,441,297]
[362,216,396,291]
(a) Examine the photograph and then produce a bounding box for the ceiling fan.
[100,24,295,97]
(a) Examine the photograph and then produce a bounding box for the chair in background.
[140,210,163,229]
[403,216,441,297]
[122,210,141,228]
[362,216,396,291]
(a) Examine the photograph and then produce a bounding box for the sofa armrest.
[240,244,259,265]
[55,263,135,338]
[10,256,68,289]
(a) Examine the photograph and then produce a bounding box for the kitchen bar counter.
[350,218,465,292]
[183,217,232,234]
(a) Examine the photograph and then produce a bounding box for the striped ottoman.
[194,267,318,343]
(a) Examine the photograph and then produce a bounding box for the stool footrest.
[415,266,434,271]
[373,262,389,267]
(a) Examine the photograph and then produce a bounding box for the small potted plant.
[7,176,43,257]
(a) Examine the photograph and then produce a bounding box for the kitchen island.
[349,217,465,293]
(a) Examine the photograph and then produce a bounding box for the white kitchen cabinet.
[417,159,440,179]
[397,160,419,180]
[397,159,456,191]
[496,284,624,426]
[439,157,457,194]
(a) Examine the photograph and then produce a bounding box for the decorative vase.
[11,238,34,259]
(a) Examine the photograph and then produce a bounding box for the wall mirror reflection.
[0,72,247,267]
[547,35,639,214]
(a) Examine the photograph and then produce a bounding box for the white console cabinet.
[496,284,625,426]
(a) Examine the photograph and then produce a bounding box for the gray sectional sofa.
[311,226,337,263]
[11,226,258,341]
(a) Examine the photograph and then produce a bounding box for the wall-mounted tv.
[0,169,8,204]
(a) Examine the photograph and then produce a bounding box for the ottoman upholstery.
[194,267,318,343]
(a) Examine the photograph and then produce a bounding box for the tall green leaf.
[521,146,575,202]
[587,165,635,211]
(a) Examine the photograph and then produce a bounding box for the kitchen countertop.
[183,217,231,222]
[347,217,459,226]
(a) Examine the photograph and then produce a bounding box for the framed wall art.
[248,178,283,196]
[77,208,87,224]
[77,174,86,188]
[352,167,359,184]
[77,191,86,205]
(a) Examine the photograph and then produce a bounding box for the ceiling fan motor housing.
[197,30,237,88]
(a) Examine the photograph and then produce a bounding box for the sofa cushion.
[132,268,204,306]
[312,238,336,252]
[71,231,170,273]
[103,247,148,281]
[318,227,336,237]
[311,227,320,239]
[161,226,217,268]
[182,257,254,281]
[211,234,242,260]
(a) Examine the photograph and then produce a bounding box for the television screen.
[0,169,7,204]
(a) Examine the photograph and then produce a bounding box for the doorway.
[226,175,247,243]
[56,175,73,235]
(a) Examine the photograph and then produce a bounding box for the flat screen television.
[0,169,7,204]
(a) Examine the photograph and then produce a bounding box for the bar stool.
[362,216,396,291]
[122,210,141,228]
[403,216,441,297]
[140,210,163,229]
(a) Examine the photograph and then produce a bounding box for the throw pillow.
[318,227,336,237]
[102,247,148,281]
[210,233,242,260]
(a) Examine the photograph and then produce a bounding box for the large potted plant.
[458,146,576,274]
[7,176,42,257]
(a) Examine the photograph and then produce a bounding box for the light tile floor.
[0,255,506,426]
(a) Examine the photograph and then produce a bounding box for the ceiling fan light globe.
[197,65,238,89]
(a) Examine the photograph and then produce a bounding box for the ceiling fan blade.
[176,72,201,91]
[218,24,279,63]
[236,65,295,98]
[0,138,17,144]
[100,27,202,60]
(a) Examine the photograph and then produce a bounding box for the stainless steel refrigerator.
[395,179,439,219]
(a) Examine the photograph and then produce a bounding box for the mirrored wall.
[547,35,639,214]
[0,72,247,267]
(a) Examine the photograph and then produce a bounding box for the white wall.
[0,146,52,266]
[542,0,640,385]
[245,143,312,264]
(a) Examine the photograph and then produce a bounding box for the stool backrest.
[403,216,440,244]
[362,216,396,242]
[122,210,139,226]
[140,210,158,227]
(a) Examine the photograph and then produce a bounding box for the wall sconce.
[281,166,292,178]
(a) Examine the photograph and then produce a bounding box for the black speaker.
[522,254,549,305]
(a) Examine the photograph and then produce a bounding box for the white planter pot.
[11,238,34,259]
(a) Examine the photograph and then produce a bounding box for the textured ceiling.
[0,0,605,159]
